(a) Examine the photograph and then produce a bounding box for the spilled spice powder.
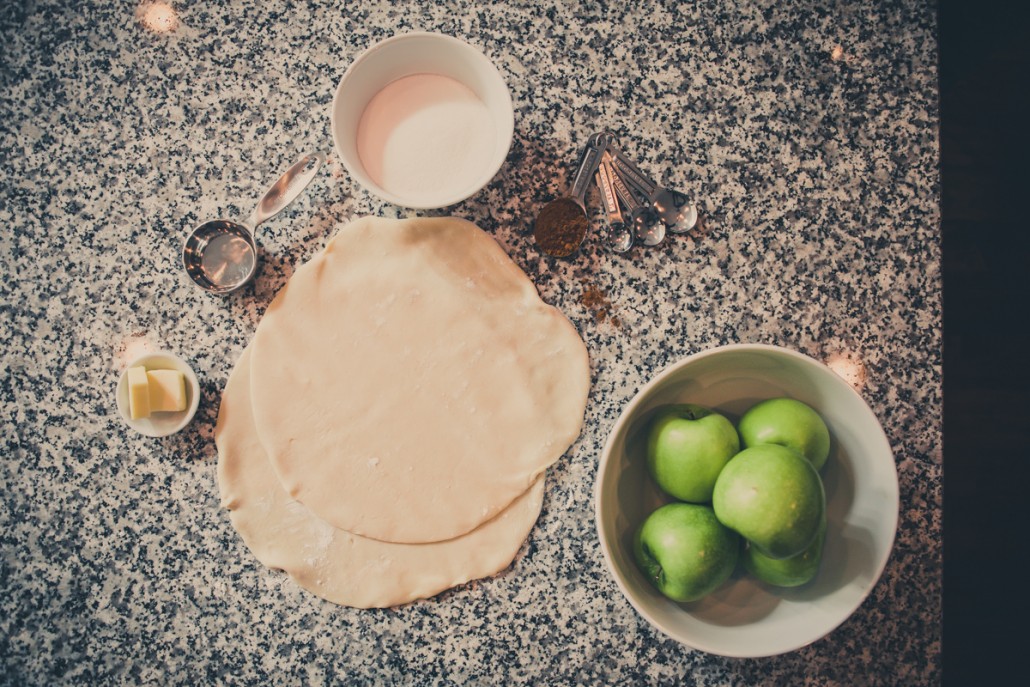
[534,197,588,257]
[580,280,622,329]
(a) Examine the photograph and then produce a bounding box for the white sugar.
[357,73,496,205]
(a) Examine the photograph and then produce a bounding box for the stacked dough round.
[215,216,590,608]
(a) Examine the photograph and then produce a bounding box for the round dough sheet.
[248,216,589,544]
[216,347,546,608]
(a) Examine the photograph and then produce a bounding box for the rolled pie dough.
[248,216,589,544]
[217,347,545,608]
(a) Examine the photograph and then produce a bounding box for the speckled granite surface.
[0,0,940,684]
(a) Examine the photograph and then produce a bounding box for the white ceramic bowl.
[115,351,201,437]
[331,32,514,209]
[595,344,899,657]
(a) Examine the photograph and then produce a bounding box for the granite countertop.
[0,1,941,684]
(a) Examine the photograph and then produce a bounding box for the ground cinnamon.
[534,197,588,257]
[581,280,622,329]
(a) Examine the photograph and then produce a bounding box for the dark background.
[941,0,1029,683]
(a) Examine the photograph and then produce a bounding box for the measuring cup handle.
[247,151,327,228]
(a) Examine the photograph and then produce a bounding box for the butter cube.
[147,369,187,413]
[127,366,151,420]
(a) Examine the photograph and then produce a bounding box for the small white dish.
[331,32,514,209]
[595,343,900,657]
[115,351,200,437]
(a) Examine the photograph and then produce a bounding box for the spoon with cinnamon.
[533,132,612,257]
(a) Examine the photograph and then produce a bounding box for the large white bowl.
[595,344,899,657]
[331,32,514,209]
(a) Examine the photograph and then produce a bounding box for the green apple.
[633,503,740,602]
[743,517,826,587]
[646,404,740,503]
[712,444,825,559]
[738,397,831,470]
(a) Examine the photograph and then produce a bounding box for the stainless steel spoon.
[533,132,612,257]
[596,159,633,253]
[604,151,665,247]
[182,151,326,294]
[609,144,698,234]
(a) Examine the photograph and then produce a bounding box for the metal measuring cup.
[182,151,326,294]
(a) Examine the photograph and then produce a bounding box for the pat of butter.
[127,366,151,420]
[147,369,187,413]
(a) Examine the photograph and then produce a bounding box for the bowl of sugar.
[331,32,515,209]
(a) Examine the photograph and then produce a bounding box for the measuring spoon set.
[535,131,698,256]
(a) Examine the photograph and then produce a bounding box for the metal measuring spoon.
[609,144,698,234]
[533,132,611,257]
[604,151,665,247]
[182,151,326,294]
[595,161,633,253]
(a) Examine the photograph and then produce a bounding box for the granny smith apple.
[633,503,740,602]
[738,397,831,471]
[712,444,825,559]
[646,404,740,503]
[743,516,827,587]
